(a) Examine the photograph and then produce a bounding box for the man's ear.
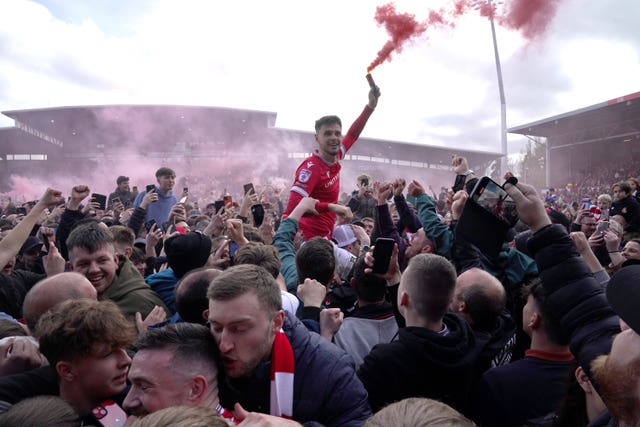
[56,361,75,384]
[202,309,209,322]
[458,301,467,314]
[124,247,133,258]
[575,366,594,394]
[188,375,208,403]
[272,310,285,333]
[399,291,410,309]
[528,311,541,330]
[421,244,434,254]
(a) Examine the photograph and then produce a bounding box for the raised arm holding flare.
[284,85,380,240]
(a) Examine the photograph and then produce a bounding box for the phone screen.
[214,200,224,213]
[596,221,609,235]
[146,184,155,193]
[40,229,50,253]
[244,183,255,196]
[92,400,127,427]
[92,193,107,211]
[471,178,518,227]
[372,237,394,274]
[229,241,239,257]
[251,204,265,227]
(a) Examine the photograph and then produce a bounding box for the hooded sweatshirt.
[100,256,169,322]
[358,313,478,415]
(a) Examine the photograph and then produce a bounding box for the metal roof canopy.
[508,91,640,186]
[508,92,640,150]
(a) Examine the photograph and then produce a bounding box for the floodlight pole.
[488,0,508,176]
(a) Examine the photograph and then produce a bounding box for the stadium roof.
[508,91,640,148]
[1,104,501,168]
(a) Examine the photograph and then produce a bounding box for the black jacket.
[357,313,478,415]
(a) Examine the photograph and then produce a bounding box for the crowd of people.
[0,84,640,426]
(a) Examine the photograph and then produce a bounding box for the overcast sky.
[1,0,638,156]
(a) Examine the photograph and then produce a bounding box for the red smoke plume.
[368,0,562,72]
[498,0,561,40]
[367,4,430,73]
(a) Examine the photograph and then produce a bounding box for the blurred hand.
[206,239,231,268]
[374,181,392,206]
[0,337,44,376]
[407,180,425,198]
[569,231,591,254]
[367,85,381,110]
[320,308,344,342]
[37,188,64,209]
[140,189,158,209]
[603,229,621,252]
[351,224,370,248]
[119,208,134,225]
[587,231,604,248]
[135,306,167,334]
[235,403,303,426]
[451,155,469,175]
[392,178,406,197]
[146,223,163,248]
[70,185,90,202]
[226,219,246,245]
[43,241,65,276]
[503,181,550,233]
[451,190,468,220]
[330,205,353,225]
[296,278,327,308]
[170,204,186,223]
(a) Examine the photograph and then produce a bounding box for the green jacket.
[100,256,169,322]
[272,217,299,294]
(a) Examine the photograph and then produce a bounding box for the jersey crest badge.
[299,169,312,183]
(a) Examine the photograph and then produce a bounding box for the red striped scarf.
[270,328,294,418]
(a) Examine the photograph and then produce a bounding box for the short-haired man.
[361,217,375,236]
[233,242,300,315]
[67,223,169,322]
[358,254,478,414]
[284,87,380,240]
[473,280,575,426]
[123,323,234,422]
[207,264,371,425]
[22,272,97,333]
[348,174,376,221]
[174,268,222,324]
[108,175,134,210]
[133,167,177,226]
[109,225,136,259]
[450,267,515,371]
[571,210,598,238]
[35,299,135,422]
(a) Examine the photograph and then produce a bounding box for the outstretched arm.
[340,86,381,155]
[0,188,63,270]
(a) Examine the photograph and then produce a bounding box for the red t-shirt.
[285,105,374,239]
